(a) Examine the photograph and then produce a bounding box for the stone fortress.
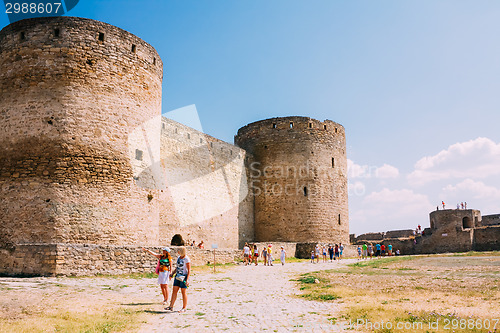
[352,208,500,254]
[0,17,498,276]
[0,17,349,276]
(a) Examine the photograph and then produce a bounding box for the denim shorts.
[173,277,188,288]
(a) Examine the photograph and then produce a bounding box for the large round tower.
[0,17,163,275]
[235,116,349,244]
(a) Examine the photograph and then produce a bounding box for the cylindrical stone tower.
[0,17,163,275]
[235,116,349,244]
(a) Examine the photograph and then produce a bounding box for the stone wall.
[473,226,500,251]
[157,118,254,249]
[481,214,500,227]
[235,117,349,244]
[0,244,242,277]
[385,229,414,239]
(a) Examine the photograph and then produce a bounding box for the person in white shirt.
[280,246,286,265]
[167,247,191,313]
[243,243,251,266]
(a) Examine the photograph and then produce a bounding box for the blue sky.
[2,0,499,235]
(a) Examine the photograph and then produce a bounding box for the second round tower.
[235,116,349,244]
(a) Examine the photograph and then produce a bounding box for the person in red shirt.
[381,244,386,256]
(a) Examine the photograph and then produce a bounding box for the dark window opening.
[135,149,143,161]
[462,217,472,229]
[289,122,293,129]
[230,150,233,155]
[153,57,156,65]
[324,125,327,130]
[187,133,190,139]
[20,32,25,40]
[272,123,277,129]
[47,120,53,125]
[332,157,335,168]
[335,127,338,133]
[200,138,203,143]
[162,123,165,129]
[309,123,312,128]
[175,128,178,134]
[338,214,341,225]
[264,145,268,149]
[45,199,51,203]
[131,44,136,53]
[98,32,105,42]
[210,142,213,148]
[54,28,60,37]
[303,187,308,196]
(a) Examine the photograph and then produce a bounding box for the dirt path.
[139,259,355,332]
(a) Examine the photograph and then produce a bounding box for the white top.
[244,246,250,255]
[176,256,190,276]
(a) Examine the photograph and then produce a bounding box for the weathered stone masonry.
[0,17,350,276]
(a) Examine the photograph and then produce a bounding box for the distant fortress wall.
[353,209,500,254]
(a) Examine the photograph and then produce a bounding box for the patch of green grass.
[195,312,205,316]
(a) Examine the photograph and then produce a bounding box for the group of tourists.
[143,246,191,312]
[310,243,344,263]
[243,243,287,266]
[357,243,399,259]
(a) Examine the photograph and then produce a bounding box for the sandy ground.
[139,260,351,332]
[0,259,353,332]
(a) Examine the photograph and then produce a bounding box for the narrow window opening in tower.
[187,133,190,139]
[324,125,327,130]
[338,214,341,225]
[335,127,338,133]
[98,32,105,42]
[230,150,233,155]
[162,123,165,129]
[175,128,178,134]
[153,57,156,65]
[303,187,308,196]
[131,44,136,53]
[332,157,335,168]
[210,142,213,148]
[309,123,312,128]
[20,32,25,40]
[290,122,293,128]
[135,149,143,161]
[272,123,277,128]
[200,138,203,143]
[54,29,60,37]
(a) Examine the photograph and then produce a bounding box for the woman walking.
[167,246,191,312]
[253,244,259,266]
[142,247,172,305]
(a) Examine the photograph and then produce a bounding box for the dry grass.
[0,308,147,333]
[295,252,500,332]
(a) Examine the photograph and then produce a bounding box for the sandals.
[165,306,173,311]
[178,308,187,313]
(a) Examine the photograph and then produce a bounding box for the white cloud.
[375,164,400,179]
[408,137,500,185]
[348,159,399,179]
[350,188,433,234]
[442,179,500,200]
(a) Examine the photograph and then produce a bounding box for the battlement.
[0,17,162,77]
[236,116,345,141]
